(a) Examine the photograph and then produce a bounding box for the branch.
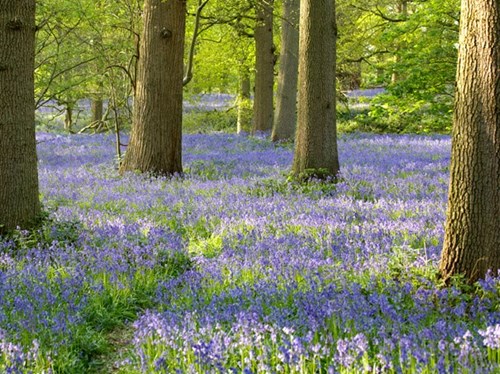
[36,76,91,109]
[183,0,210,86]
[350,4,407,23]
[48,56,98,82]
[343,49,392,64]
[35,56,98,109]
[106,64,135,91]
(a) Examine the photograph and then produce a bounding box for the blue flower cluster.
[0,132,498,373]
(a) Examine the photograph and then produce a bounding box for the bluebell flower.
[479,324,500,349]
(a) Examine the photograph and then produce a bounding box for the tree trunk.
[292,0,339,179]
[272,0,299,142]
[252,0,275,134]
[64,103,73,132]
[439,0,500,283]
[120,0,186,176]
[341,61,362,90]
[237,71,253,134]
[391,0,408,84]
[91,98,104,123]
[0,0,41,232]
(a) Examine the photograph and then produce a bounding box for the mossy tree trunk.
[0,0,41,232]
[120,0,186,176]
[439,0,500,283]
[292,0,339,179]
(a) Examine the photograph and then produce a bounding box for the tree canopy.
[33,0,461,134]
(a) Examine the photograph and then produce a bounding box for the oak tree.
[0,0,41,232]
[439,0,500,283]
[292,0,340,178]
[120,0,186,176]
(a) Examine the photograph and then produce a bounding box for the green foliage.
[354,92,453,134]
[2,212,80,251]
[33,0,461,135]
[186,159,237,180]
[247,176,338,198]
[336,0,459,133]
[35,0,138,132]
[188,234,224,259]
[292,168,339,183]
[183,109,237,134]
[35,0,95,108]
[236,94,253,133]
[184,0,256,95]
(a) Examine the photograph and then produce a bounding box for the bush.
[183,109,237,134]
[355,91,453,134]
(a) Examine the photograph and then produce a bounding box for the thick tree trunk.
[272,0,299,142]
[252,0,275,134]
[292,0,339,178]
[237,71,253,134]
[439,0,500,283]
[120,0,186,176]
[0,0,40,232]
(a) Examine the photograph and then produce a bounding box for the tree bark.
[292,0,339,178]
[439,0,500,283]
[272,0,299,142]
[237,71,253,134]
[64,103,73,132]
[120,0,186,176]
[391,0,408,84]
[252,0,275,134]
[0,0,41,232]
[91,98,104,124]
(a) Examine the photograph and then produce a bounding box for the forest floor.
[0,132,499,373]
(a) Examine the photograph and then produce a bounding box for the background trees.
[272,0,299,142]
[336,0,459,132]
[35,0,139,133]
[252,0,275,134]
[0,0,40,232]
[32,0,462,136]
[439,0,500,283]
